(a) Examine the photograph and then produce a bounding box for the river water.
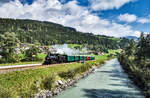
[54,58,145,98]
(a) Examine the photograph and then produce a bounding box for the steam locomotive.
[43,53,95,65]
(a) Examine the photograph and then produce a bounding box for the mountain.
[125,36,138,40]
[0,18,129,52]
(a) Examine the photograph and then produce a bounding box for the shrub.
[41,75,55,90]
[0,58,6,63]
[16,80,39,98]
[59,69,75,79]
[24,45,39,61]
[8,54,21,63]
[76,64,90,73]
[0,86,13,98]
[58,60,105,79]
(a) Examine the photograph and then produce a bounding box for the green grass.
[19,53,46,60]
[68,44,82,48]
[90,49,121,60]
[97,36,121,42]
[37,53,47,60]
[107,49,121,54]
[0,53,47,66]
[49,44,82,49]
[0,61,42,66]
[0,54,114,97]
[109,38,121,42]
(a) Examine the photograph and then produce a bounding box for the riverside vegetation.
[118,33,150,97]
[0,51,116,98]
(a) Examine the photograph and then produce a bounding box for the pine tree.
[125,39,136,57]
[137,32,146,59]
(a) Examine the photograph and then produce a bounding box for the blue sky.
[0,0,149,37]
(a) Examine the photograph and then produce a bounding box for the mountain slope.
[0,18,129,52]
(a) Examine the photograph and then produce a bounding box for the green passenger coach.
[67,56,75,62]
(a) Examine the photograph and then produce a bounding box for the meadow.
[0,53,46,66]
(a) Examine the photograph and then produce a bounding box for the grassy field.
[91,49,121,60]
[0,53,47,66]
[68,44,82,48]
[97,36,121,42]
[0,52,116,97]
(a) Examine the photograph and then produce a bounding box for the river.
[54,58,145,98]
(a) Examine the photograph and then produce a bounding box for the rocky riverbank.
[35,65,101,98]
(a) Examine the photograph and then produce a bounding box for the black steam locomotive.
[43,53,95,65]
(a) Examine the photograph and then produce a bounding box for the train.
[43,53,95,65]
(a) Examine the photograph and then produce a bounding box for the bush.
[0,53,21,64]
[59,69,75,79]
[8,54,21,63]
[17,82,39,98]
[75,64,91,73]
[0,86,13,98]
[41,75,55,90]
[0,58,6,63]
[59,59,106,79]
[24,45,39,61]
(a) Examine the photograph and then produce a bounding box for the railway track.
[0,62,78,74]
[0,64,42,74]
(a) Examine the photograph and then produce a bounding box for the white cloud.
[0,0,141,37]
[118,13,137,23]
[137,18,150,24]
[89,0,135,11]
[118,13,150,24]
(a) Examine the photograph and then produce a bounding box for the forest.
[0,18,129,51]
[119,33,150,97]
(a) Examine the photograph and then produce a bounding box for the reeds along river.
[54,58,145,98]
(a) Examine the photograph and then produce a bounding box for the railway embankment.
[0,56,113,98]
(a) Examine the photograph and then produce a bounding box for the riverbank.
[53,59,144,98]
[36,63,100,97]
[0,55,113,97]
[118,55,148,97]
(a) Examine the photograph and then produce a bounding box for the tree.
[144,34,150,58]
[0,32,20,63]
[125,39,136,56]
[24,45,39,61]
[136,32,147,59]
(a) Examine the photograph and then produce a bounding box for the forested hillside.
[0,18,129,52]
[119,33,150,97]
